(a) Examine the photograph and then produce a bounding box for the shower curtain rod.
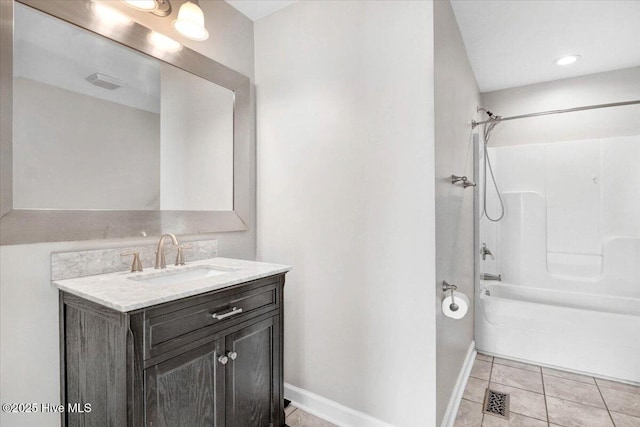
[471,99,640,128]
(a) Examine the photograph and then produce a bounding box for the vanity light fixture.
[122,0,156,11]
[120,0,208,41]
[148,31,182,52]
[554,54,581,66]
[92,3,134,26]
[172,1,209,41]
[120,0,172,17]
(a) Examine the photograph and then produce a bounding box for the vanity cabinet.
[59,274,285,427]
[145,339,226,427]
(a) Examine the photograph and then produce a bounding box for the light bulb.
[148,31,182,52]
[172,1,209,41]
[92,3,134,25]
[122,0,157,11]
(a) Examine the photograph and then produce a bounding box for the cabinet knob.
[227,351,238,361]
[218,355,229,365]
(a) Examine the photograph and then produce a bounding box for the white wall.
[480,66,640,147]
[255,1,436,425]
[0,2,255,426]
[433,1,479,424]
[13,78,160,210]
[160,64,234,211]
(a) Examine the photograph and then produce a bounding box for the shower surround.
[476,135,640,383]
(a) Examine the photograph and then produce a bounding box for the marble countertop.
[52,258,291,312]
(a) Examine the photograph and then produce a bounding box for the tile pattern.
[471,359,493,381]
[599,386,640,418]
[494,357,540,373]
[464,377,490,403]
[491,363,543,394]
[455,353,640,427]
[285,406,337,427]
[542,367,595,385]
[610,411,640,427]
[543,375,605,408]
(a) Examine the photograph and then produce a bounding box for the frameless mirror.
[13,3,233,211]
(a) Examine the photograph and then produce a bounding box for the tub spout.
[480,273,502,281]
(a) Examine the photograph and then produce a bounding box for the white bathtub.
[476,281,640,384]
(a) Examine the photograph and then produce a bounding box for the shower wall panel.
[480,134,640,296]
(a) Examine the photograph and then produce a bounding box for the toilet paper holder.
[442,281,460,312]
[442,280,457,292]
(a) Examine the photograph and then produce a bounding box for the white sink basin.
[129,266,234,286]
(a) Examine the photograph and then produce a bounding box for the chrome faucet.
[155,233,179,269]
[480,243,495,261]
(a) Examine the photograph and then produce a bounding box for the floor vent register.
[482,389,510,420]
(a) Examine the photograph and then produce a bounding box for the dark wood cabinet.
[60,274,285,427]
[145,339,226,427]
[225,316,280,427]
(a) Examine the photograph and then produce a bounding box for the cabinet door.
[145,339,226,427]
[225,316,281,427]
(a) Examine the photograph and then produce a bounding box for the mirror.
[13,3,233,211]
[0,0,251,244]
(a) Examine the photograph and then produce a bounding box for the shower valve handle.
[451,175,477,188]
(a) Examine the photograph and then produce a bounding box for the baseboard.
[284,383,395,427]
[440,340,476,427]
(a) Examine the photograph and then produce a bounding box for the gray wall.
[255,1,437,425]
[434,1,480,424]
[0,2,255,426]
[481,66,640,147]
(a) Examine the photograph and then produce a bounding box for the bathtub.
[476,281,640,384]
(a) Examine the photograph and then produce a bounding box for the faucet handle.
[121,251,143,272]
[481,243,496,260]
[175,244,193,266]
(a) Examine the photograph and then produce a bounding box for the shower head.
[477,107,501,120]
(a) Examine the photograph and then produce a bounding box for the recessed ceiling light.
[554,54,581,66]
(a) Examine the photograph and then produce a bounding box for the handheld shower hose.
[478,109,505,222]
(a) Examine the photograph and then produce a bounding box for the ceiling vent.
[85,73,126,90]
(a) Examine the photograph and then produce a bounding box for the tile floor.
[455,353,640,427]
[285,404,337,427]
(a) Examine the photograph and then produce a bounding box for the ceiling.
[14,3,161,113]
[225,1,297,21]
[450,1,640,93]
